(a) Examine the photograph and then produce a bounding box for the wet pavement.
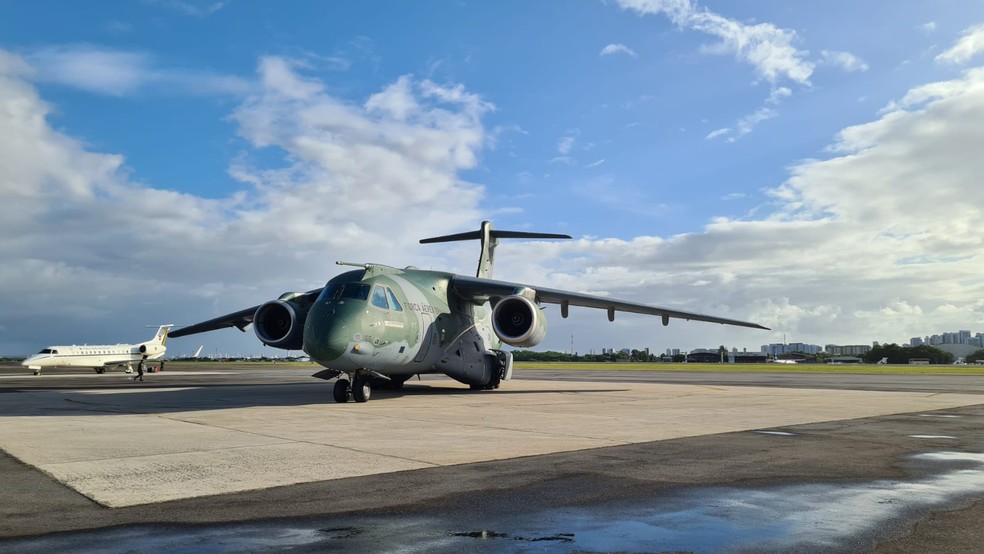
[6,449,984,553]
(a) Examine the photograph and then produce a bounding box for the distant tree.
[864,343,954,364]
[966,349,984,363]
[718,345,728,363]
[672,353,686,363]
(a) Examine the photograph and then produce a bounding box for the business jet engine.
[492,295,547,348]
[253,292,312,350]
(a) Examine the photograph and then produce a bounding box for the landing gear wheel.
[333,379,350,403]
[352,376,371,403]
[96,368,106,374]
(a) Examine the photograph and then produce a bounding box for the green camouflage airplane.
[169,222,769,403]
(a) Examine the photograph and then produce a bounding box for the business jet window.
[371,286,390,309]
[39,348,55,354]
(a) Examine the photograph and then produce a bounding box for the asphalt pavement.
[1,363,983,553]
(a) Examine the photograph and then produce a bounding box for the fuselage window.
[387,288,404,312]
[371,286,390,310]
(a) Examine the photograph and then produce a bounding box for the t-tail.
[150,324,173,346]
[420,221,571,278]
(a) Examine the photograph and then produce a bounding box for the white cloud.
[767,86,792,104]
[584,159,606,168]
[557,133,576,155]
[920,22,937,34]
[736,106,777,134]
[600,43,638,57]
[27,45,152,96]
[935,24,984,65]
[145,0,226,17]
[713,106,778,142]
[0,50,492,353]
[615,0,813,85]
[820,50,869,72]
[25,44,251,97]
[491,65,984,350]
[705,127,730,140]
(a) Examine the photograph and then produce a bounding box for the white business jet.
[22,325,173,375]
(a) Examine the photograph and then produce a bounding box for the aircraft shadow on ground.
[0,381,630,417]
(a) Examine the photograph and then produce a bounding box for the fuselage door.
[414,313,435,363]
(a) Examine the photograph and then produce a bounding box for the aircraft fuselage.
[303,266,502,387]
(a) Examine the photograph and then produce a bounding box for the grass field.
[513,361,984,375]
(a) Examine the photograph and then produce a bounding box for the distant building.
[762,343,822,357]
[732,352,767,363]
[687,349,722,363]
[826,344,872,356]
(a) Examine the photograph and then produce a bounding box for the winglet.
[421,221,571,278]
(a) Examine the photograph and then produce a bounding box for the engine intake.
[492,295,547,348]
[254,299,308,350]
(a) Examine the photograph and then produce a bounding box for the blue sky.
[2,0,984,357]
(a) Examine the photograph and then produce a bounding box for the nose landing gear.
[332,372,373,403]
[333,379,350,403]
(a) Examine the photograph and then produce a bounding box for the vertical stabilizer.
[420,221,571,278]
[151,325,174,345]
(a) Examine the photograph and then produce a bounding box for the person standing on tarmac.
[134,356,146,381]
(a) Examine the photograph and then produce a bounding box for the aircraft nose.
[304,304,354,362]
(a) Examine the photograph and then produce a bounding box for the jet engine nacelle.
[253,299,309,350]
[492,295,547,348]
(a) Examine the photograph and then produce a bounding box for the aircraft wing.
[170,288,325,338]
[449,275,769,330]
[169,305,261,338]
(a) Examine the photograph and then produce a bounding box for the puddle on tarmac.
[5,451,984,553]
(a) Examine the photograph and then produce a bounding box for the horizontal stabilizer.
[421,221,571,278]
[420,229,571,244]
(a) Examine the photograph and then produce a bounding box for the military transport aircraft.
[169,222,768,403]
[22,325,173,375]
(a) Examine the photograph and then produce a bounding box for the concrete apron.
[0,380,981,508]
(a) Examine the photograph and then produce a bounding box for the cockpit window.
[371,286,389,309]
[321,283,370,302]
[39,348,55,354]
[386,288,404,312]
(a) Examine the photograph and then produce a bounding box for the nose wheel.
[352,376,371,402]
[333,375,372,403]
[333,379,350,403]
